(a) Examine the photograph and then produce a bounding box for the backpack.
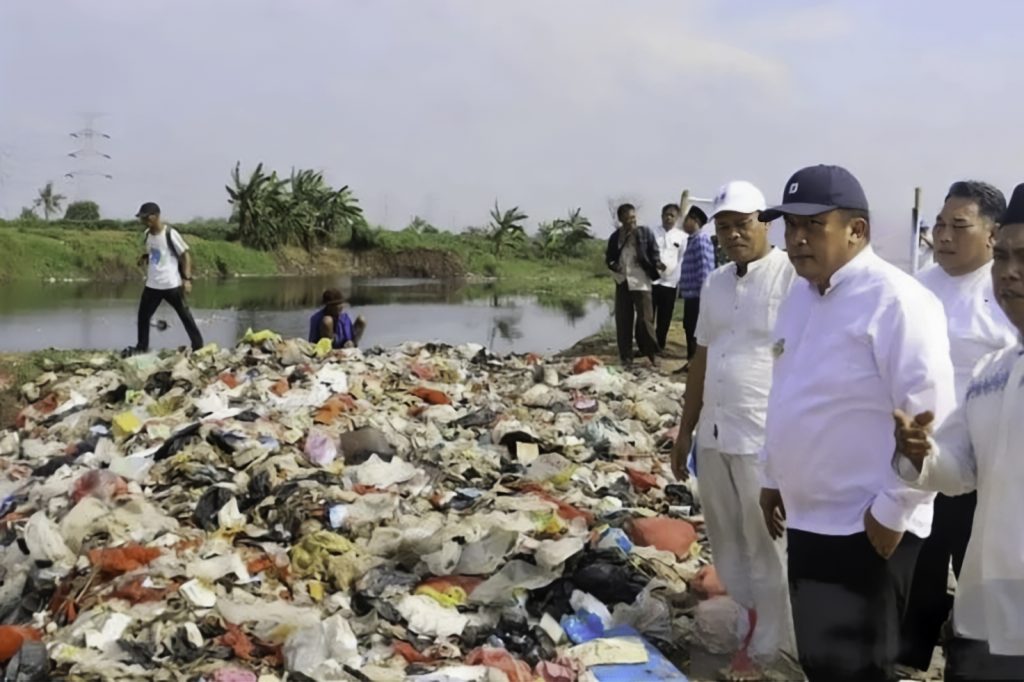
[142,227,187,276]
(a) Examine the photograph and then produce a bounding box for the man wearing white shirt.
[669,181,797,675]
[900,180,1018,672]
[894,184,1024,679]
[652,192,691,351]
[758,165,956,681]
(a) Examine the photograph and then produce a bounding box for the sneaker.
[120,347,142,358]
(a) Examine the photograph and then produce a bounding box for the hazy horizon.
[4,0,1024,269]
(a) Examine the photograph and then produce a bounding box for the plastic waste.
[2,640,48,682]
[627,516,698,559]
[692,564,727,599]
[694,596,751,655]
[0,627,42,663]
[338,426,395,465]
[70,470,128,504]
[610,582,674,643]
[397,594,469,638]
[303,430,337,467]
[465,646,533,682]
[283,614,360,677]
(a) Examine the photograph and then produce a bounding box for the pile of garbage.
[0,333,733,681]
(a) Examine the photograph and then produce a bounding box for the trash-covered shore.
[0,334,748,681]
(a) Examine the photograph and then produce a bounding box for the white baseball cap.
[709,181,767,220]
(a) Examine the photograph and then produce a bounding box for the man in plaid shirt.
[679,205,713,362]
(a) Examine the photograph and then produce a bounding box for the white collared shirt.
[696,248,797,455]
[654,225,687,287]
[917,261,1018,399]
[760,246,955,537]
[897,346,1024,655]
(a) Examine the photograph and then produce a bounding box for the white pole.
[910,187,922,274]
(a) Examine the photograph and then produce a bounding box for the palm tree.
[489,202,528,257]
[33,182,66,221]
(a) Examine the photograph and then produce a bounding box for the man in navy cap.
[758,165,956,681]
[123,202,204,356]
[894,183,1024,680]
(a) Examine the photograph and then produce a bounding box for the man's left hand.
[864,508,903,559]
[183,280,193,296]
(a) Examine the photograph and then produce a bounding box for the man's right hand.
[670,429,692,481]
[893,409,934,472]
[760,488,786,539]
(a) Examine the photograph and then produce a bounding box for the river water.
[0,276,611,355]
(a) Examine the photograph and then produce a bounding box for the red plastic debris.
[572,356,601,374]
[627,516,697,559]
[270,378,290,397]
[626,467,659,492]
[109,576,175,604]
[693,564,728,599]
[467,646,533,682]
[220,622,255,660]
[0,626,42,662]
[517,484,595,525]
[88,544,162,575]
[71,470,129,504]
[410,362,437,380]
[393,640,435,664]
[410,387,452,405]
[313,394,356,425]
[218,372,240,389]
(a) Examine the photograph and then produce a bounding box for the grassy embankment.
[0,220,611,301]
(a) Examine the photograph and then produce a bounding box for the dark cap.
[760,165,869,222]
[1001,184,1024,226]
[136,202,161,218]
[321,288,345,307]
[686,205,708,226]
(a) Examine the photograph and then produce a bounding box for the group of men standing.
[644,165,1024,681]
[605,194,712,367]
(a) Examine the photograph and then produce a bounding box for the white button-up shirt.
[696,248,797,455]
[654,225,687,288]
[917,261,1018,399]
[761,246,955,538]
[898,345,1024,655]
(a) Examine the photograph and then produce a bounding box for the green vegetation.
[1,163,614,299]
[64,200,101,221]
[227,162,363,252]
[0,227,278,281]
[33,181,66,221]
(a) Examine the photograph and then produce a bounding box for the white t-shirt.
[761,247,955,538]
[917,261,1018,399]
[654,225,687,287]
[696,248,797,455]
[145,226,189,290]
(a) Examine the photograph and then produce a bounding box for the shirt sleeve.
[695,276,712,346]
[698,234,715,281]
[169,228,189,254]
[894,398,977,497]
[869,290,955,532]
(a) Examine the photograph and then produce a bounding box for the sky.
[3,0,1024,267]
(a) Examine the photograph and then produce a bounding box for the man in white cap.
[670,181,797,674]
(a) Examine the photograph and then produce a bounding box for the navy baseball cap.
[760,165,869,222]
[1001,183,1024,226]
[136,202,160,217]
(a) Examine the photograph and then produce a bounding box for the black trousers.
[614,283,657,362]
[682,296,700,360]
[651,285,677,350]
[900,491,977,670]
[946,636,1024,681]
[136,286,204,351]
[788,528,923,682]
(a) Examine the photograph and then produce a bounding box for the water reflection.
[0,276,610,355]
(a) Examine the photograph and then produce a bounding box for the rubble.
[0,337,712,680]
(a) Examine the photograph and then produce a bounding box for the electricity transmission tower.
[65,113,112,201]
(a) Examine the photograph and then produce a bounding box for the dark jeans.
[682,296,700,360]
[946,636,1024,681]
[136,286,204,351]
[651,285,677,350]
[614,283,657,362]
[788,528,923,682]
[900,491,977,670]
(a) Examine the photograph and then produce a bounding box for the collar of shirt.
[814,244,875,296]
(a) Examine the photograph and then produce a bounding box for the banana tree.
[227,163,290,250]
[489,202,528,257]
